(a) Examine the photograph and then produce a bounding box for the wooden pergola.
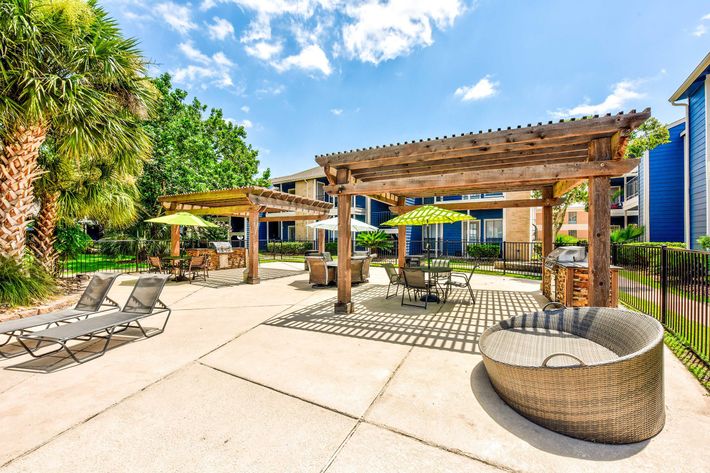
[158,186,333,284]
[316,109,650,313]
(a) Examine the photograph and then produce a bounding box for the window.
[484,219,503,242]
[287,225,295,241]
[568,212,577,224]
[287,188,295,195]
[316,182,325,200]
[466,221,481,242]
[568,230,577,238]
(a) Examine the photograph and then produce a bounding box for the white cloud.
[550,80,644,118]
[454,75,499,101]
[256,83,285,95]
[703,13,710,20]
[173,43,236,90]
[207,17,235,40]
[692,23,707,37]
[330,108,343,116]
[342,0,464,64]
[179,41,211,64]
[274,44,332,75]
[244,41,283,60]
[227,117,253,128]
[241,105,250,113]
[212,51,234,67]
[154,2,196,35]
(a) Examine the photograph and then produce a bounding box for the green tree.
[356,231,393,254]
[0,0,156,262]
[137,74,270,233]
[534,116,670,237]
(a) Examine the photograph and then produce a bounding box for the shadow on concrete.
[5,327,162,374]
[187,267,306,289]
[469,361,648,460]
[264,284,542,354]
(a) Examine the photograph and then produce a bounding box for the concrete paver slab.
[326,422,501,473]
[202,324,411,417]
[2,364,357,473]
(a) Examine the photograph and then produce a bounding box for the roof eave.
[668,51,710,103]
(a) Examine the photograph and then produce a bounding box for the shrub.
[0,256,56,307]
[697,235,710,251]
[622,241,686,248]
[266,241,312,255]
[466,243,500,259]
[611,224,645,243]
[355,231,393,253]
[326,241,338,255]
[555,234,579,245]
[55,223,93,260]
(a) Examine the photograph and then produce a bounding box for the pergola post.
[588,138,612,306]
[318,228,326,253]
[335,169,353,314]
[170,225,180,257]
[542,187,553,257]
[397,197,406,270]
[246,207,260,284]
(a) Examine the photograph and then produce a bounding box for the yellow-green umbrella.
[145,212,219,227]
[382,205,475,271]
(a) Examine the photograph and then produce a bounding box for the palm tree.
[0,0,155,262]
[31,138,142,272]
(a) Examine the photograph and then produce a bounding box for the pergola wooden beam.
[259,214,330,222]
[389,197,562,214]
[324,159,639,197]
[315,109,651,314]
[315,110,650,170]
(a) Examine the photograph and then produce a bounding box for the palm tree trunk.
[31,191,60,273]
[0,125,47,262]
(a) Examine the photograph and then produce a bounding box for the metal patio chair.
[0,272,121,358]
[401,268,437,309]
[447,262,479,304]
[148,256,167,274]
[15,274,172,364]
[383,263,402,299]
[186,255,209,283]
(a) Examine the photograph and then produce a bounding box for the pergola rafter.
[157,186,333,284]
[315,109,651,314]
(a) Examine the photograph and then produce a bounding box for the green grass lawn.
[61,254,148,275]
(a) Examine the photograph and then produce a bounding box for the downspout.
[671,100,690,247]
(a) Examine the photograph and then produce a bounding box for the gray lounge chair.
[0,272,121,358]
[15,274,171,364]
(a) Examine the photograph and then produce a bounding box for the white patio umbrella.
[307,217,378,232]
[308,216,378,254]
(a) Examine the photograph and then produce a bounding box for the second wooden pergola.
[158,186,333,283]
[316,109,650,313]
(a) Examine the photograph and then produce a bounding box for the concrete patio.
[0,263,708,472]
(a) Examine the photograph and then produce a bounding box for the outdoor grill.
[542,245,619,307]
[543,246,587,269]
[211,241,233,269]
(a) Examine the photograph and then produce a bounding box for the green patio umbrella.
[145,212,219,227]
[382,205,475,272]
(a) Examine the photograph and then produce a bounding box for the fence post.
[660,245,667,325]
[502,241,507,275]
[611,243,618,266]
[135,241,140,273]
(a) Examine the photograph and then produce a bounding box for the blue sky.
[103,0,710,177]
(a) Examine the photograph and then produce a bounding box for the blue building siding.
[688,84,706,248]
[646,122,686,242]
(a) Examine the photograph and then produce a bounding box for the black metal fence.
[614,244,710,364]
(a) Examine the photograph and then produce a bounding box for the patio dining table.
[162,256,191,281]
[419,266,452,303]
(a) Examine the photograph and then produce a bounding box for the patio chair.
[0,272,121,358]
[401,268,436,309]
[321,251,333,262]
[405,256,421,268]
[15,274,172,364]
[447,263,479,304]
[351,258,366,284]
[361,257,371,282]
[186,255,208,283]
[306,257,334,287]
[353,250,369,257]
[383,263,402,299]
[148,256,167,274]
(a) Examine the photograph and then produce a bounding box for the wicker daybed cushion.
[479,307,665,444]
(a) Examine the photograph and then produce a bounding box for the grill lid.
[211,241,233,254]
[546,246,587,263]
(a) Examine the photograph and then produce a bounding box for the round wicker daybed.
[479,307,665,444]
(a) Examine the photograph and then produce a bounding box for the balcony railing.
[625,177,639,199]
[370,211,395,227]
